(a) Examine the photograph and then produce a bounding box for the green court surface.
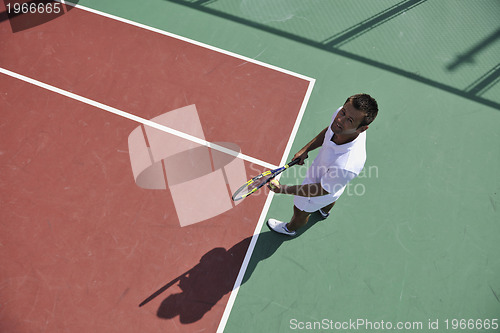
[5,0,500,332]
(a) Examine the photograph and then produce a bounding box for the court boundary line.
[216,72,315,333]
[54,2,317,330]
[58,0,315,83]
[4,2,317,330]
[0,67,277,170]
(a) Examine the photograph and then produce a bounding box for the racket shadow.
[140,213,324,324]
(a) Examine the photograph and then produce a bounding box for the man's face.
[331,99,368,136]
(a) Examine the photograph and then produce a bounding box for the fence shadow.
[165,0,500,111]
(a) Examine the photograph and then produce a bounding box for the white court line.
[5,3,317,330]
[58,0,315,83]
[52,2,317,331]
[216,78,314,333]
[0,67,277,170]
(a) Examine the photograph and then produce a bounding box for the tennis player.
[267,93,378,236]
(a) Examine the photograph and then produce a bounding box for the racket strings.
[233,174,274,200]
[231,159,298,201]
[249,174,273,190]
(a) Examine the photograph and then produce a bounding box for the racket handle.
[287,158,301,167]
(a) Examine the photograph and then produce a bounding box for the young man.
[267,93,378,236]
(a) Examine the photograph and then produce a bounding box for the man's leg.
[286,205,311,231]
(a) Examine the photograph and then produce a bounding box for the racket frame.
[231,158,300,201]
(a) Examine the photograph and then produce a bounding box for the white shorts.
[294,194,337,213]
[293,169,345,213]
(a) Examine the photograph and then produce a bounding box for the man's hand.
[293,150,308,165]
[267,179,282,193]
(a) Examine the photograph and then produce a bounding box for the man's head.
[331,93,378,138]
[346,93,378,128]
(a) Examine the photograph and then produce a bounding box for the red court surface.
[0,4,312,333]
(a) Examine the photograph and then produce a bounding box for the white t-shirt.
[294,107,367,211]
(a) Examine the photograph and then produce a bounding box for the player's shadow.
[139,213,324,324]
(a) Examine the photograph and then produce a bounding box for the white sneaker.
[267,219,296,236]
[318,208,330,220]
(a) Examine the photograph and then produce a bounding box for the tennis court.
[1,1,499,332]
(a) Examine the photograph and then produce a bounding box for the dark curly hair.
[345,93,378,128]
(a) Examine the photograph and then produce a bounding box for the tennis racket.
[231,158,300,201]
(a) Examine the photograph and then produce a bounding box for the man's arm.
[269,167,357,198]
[293,127,328,165]
[270,127,328,197]
[270,182,329,197]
